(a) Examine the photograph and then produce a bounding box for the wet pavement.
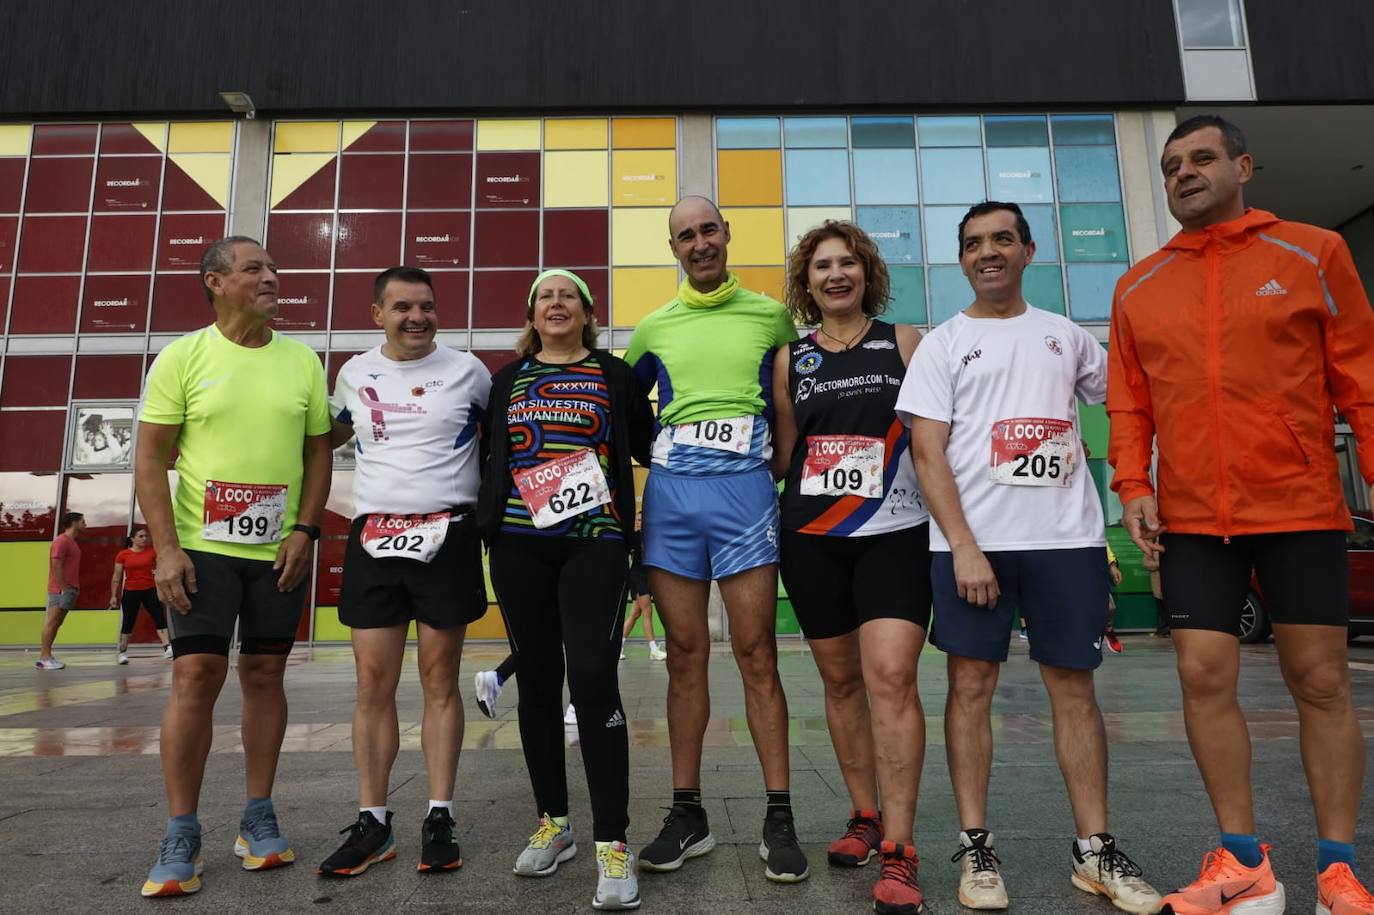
[2,637,1372,913]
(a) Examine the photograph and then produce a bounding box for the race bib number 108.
[672,415,753,455]
[202,481,287,544]
[988,417,1076,487]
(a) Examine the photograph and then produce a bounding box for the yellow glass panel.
[612,208,675,266]
[786,206,854,246]
[340,120,378,151]
[544,151,608,208]
[612,267,679,325]
[720,207,785,265]
[717,150,782,207]
[613,150,677,207]
[132,122,168,153]
[545,118,608,150]
[269,153,334,209]
[735,266,786,305]
[171,153,232,209]
[0,125,32,156]
[476,118,540,151]
[0,542,47,607]
[273,121,338,153]
[169,121,234,153]
[612,117,676,149]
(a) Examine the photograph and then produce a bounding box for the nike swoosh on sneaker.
[1219,880,1257,904]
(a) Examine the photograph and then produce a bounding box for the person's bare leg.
[641,596,659,643]
[161,653,230,815]
[1039,664,1108,836]
[808,632,877,810]
[1273,623,1362,842]
[650,568,712,787]
[39,606,68,658]
[1173,629,1255,833]
[719,564,790,789]
[945,654,999,829]
[119,632,132,653]
[350,625,407,806]
[859,620,926,845]
[238,653,292,800]
[157,628,171,649]
[417,623,466,803]
[623,600,643,640]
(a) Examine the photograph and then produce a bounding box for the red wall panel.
[471,269,537,327]
[404,211,470,268]
[9,274,81,334]
[329,271,379,329]
[0,412,65,471]
[472,210,538,267]
[345,120,406,153]
[151,272,212,332]
[93,156,161,212]
[23,157,94,213]
[266,212,334,270]
[338,154,403,210]
[335,212,402,270]
[86,214,156,272]
[72,354,144,399]
[273,158,337,211]
[16,216,88,273]
[273,272,330,331]
[0,355,72,407]
[543,209,609,267]
[474,152,540,209]
[406,154,471,210]
[99,123,162,156]
[409,120,474,152]
[162,161,225,212]
[32,124,97,156]
[0,215,17,272]
[157,213,226,270]
[81,274,149,332]
[0,158,26,213]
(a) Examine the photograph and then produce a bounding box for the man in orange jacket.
[1108,114,1374,915]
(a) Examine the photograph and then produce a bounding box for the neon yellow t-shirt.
[139,324,331,561]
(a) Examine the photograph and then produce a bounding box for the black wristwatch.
[291,524,321,541]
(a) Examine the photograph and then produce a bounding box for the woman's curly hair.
[784,220,891,326]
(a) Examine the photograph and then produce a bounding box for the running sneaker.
[649,644,667,661]
[1070,834,1161,914]
[418,807,461,873]
[759,808,809,882]
[1105,631,1124,654]
[952,829,1008,910]
[318,811,395,877]
[117,651,129,665]
[874,840,926,914]
[514,815,576,876]
[593,841,641,910]
[827,808,883,866]
[164,645,174,660]
[1318,862,1374,915]
[638,804,715,872]
[234,804,296,870]
[1018,628,1028,641]
[1158,845,1284,915]
[619,650,627,661]
[35,657,65,670]
[473,670,502,719]
[564,704,578,726]
[142,825,204,897]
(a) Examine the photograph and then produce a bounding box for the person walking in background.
[37,511,86,670]
[109,528,172,663]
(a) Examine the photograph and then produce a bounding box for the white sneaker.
[953,829,1008,909]
[618,650,626,661]
[473,670,502,719]
[564,705,577,726]
[1070,834,1161,915]
[164,645,174,660]
[35,657,65,670]
[514,815,576,877]
[117,652,129,665]
[593,841,641,910]
[649,644,667,661]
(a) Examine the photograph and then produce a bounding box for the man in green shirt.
[627,196,808,883]
[135,236,332,898]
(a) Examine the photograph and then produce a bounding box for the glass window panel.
[856,206,921,264]
[918,116,980,147]
[271,273,329,332]
[920,148,985,205]
[783,117,847,148]
[408,120,475,152]
[80,275,148,333]
[786,207,852,248]
[338,154,404,210]
[783,149,850,206]
[716,117,780,149]
[928,265,972,323]
[474,152,540,209]
[168,122,233,154]
[0,159,24,213]
[1024,264,1067,315]
[0,412,64,471]
[471,269,538,327]
[983,115,1049,147]
[612,150,676,207]
[851,116,915,148]
[72,355,143,400]
[922,206,968,264]
[475,119,539,152]
[611,117,675,149]
[545,118,608,150]
[329,272,382,330]
[0,472,58,541]
[854,149,918,205]
[402,211,470,268]
[406,153,473,210]
[0,214,14,271]
[1051,114,1116,146]
[17,215,88,272]
[611,267,680,326]
[158,213,227,270]
[62,473,134,607]
[718,150,782,207]
[543,209,609,267]
[471,210,538,267]
[10,275,81,334]
[0,355,71,407]
[885,266,927,325]
[1060,204,1129,262]
[270,155,337,210]
[87,214,156,272]
[162,154,230,211]
[718,208,785,265]
[1023,204,1059,261]
[94,156,161,212]
[150,272,210,332]
[986,148,1053,203]
[343,120,406,153]
[24,157,94,213]
[1178,0,1244,46]
[1055,146,1122,203]
[611,208,675,266]
[1067,263,1129,321]
[266,212,334,270]
[733,267,785,306]
[32,124,97,155]
[544,150,609,208]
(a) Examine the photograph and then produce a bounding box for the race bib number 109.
[672,415,753,455]
[202,481,287,544]
[989,417,1076,487]
[800,435,885,498]
[513,449,611,529]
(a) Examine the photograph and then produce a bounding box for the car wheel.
[1239,590,1270,643]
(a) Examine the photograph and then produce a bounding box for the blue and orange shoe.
[234,803,296,870]
[142,827,204,897]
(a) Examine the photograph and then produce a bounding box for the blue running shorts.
[642,467,779,581]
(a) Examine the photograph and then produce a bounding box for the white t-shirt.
[331,345,491,517]
[895,306,1106,552]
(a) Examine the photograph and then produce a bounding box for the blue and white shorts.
[642,467,779,581]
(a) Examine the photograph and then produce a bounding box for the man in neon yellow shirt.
[135,236,332,897]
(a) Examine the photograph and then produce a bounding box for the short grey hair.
[199,236,261,304]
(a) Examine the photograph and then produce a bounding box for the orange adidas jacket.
[1108,209,1374,536]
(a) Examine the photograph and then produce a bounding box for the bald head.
[668,196,731,293]
[668,195,724,236]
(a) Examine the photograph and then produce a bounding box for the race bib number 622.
[988,417,1076,487]
[513,449,611,529]
[202,481,287,544]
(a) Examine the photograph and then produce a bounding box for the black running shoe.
[759,808,809,883]
[637,804,715,872]
[418,807,462,873]
[318,811,395,877]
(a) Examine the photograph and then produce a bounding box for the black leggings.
[490,535,629,843]
[121,588,167,634]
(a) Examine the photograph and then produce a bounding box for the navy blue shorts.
[642,467,779,581]
[930,547,1109,670]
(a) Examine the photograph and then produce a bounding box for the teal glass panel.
[928,265,971,323]
[1067,263,1130,320]
[1023,204,1058,261]
[984,115,1048,147]
[851,116,915,148]
[784,149,851,205]
[856,206,921,264]
[1051,114,1115,146]
[922,205,967,264]
[884,265,927,324]
[1024,264,1067,314]
[1055,146,1122,202]
[716,117,780,149]
[987,147,1053,203]
[917,116,980,147]
[783,116,847,148]
[1060,204,1129,262]
[919,148,985,204]
[853,149,918,205]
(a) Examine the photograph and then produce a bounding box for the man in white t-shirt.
[897,203,1160,914]
[318,266,492,878]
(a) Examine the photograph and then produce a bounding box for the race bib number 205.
[988,417,1077,487]
[202,481,287,544]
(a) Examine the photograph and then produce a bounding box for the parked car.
[1240,511,1374,643]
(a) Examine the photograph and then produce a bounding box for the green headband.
[528,269,595,311]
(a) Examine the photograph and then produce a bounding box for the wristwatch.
[291,524,321,541]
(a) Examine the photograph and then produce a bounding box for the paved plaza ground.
[2,637,1372,913]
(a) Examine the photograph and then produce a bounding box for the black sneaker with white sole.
[759,808,809,883]
[418,807,461,872]
[637,804,715,872]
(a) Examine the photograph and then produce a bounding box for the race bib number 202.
[988,417,1077,487]
[202,481,287,544]
[360,512,450,563]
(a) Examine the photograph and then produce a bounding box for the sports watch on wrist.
[291,524,321,541]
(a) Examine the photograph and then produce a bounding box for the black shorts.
[121,587,166,633]
[627,562,650,599]
[779,524,932,641]
[340,511,488,630]
[169,550,306,657]
[1159,530,1348,632]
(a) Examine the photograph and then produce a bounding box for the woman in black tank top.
[769,221,933,914]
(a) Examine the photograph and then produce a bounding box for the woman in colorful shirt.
[108,527,172,663]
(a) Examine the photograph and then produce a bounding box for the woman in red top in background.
[108,528,171,663]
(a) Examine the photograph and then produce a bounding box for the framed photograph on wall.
[66,401,137,471]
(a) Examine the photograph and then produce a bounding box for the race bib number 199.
[202,481,287,544]
[989,417,1076,487]
[513,449,611,529]
[672,415,753,455]
[360,512,450,562]
[800,435,885,498]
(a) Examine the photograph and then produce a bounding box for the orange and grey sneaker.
[1159,846,1284,914]
[873,840,926,914]
[142,825,204,897]
[827,808,883,866]
[1318,862,1374,915]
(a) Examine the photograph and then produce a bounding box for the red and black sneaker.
[873,840,926,914]
[827,808,883,867]
[1105,630,1124,654]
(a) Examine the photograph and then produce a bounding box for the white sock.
[1077,837,1093,854]
[648,640,659,651]
[428,800,453,815]
[361,806,387,823]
